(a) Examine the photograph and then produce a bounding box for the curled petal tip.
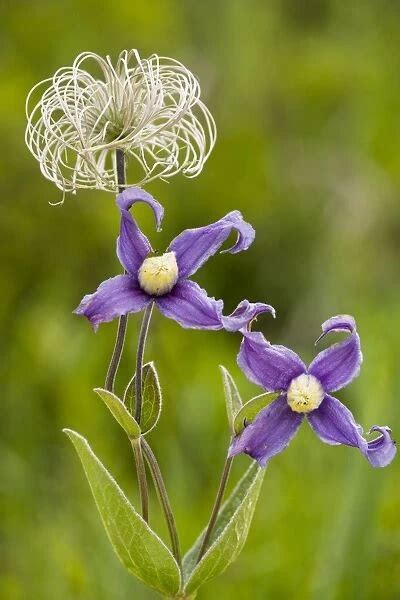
[221,300,275,332]
[366,425,397,467]
[117,186,164,231]
[369,425,392,436]
[315,314,356,345]
[219,211,255,255]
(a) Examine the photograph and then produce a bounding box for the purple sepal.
[309,314,362,393]
[116,187,164,274]
[156,279,224,330]
[221,300,275,332]
[229,395,303,467]
[74,274,150,331]
[237,330,306,393]
[168,210,255,279]
[308,395,396,468]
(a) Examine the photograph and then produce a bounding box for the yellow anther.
[287,374,324,414]
[138,252,179,296]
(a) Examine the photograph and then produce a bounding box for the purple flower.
[230,315,396,468]
[75,187,268,331]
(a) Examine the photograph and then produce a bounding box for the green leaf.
[94,388,141,440]
[219,366,243,433]
[124,362,162,435]
[183,462,264,594]
[233,392,279,434]
[64,429,181,597]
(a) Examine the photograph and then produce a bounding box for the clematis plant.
[26,48,396,600]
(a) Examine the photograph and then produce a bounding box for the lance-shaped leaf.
[233,392,279,434]
[124,362,162,435]
[64,429,181,596]
[220,365,243,434]
[183,462,264,594]
[94,388,141,440]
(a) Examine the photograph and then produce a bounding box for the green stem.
[134,303,154,424]
[130,304,154,522]
[142,438,182,568]
[105,314,127,392]
[196,454,233,563]
[131,439,149,523]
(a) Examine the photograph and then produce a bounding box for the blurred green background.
[1,0,400,598]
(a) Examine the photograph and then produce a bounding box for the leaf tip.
[63,428,86,445]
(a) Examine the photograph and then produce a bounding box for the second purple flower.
[230,315,396,468]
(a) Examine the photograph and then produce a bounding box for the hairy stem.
[129,303,154,523]
[116,148,126,193]
[105,149,127,393]
[142,438,182,568]
[196,454,233,563]
[134,303,154,424]
[131,439,149,523]
[105,315,128,393]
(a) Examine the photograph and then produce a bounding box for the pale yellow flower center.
[287,374,324,414]
[138,252,179,296]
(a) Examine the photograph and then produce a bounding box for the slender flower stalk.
[197,453,233,563]
[104,313,128,392]
[131,438,149,523]
[135,302,154,423]
[128,303,154,523]
[142,438,182,568]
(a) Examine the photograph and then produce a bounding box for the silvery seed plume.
[25,50,216,194]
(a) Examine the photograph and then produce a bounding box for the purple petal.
[229,395,303,467]
[237,331,306,393]
[168,210,255,278]
[116,187,164,275]
[309,315,362,393]
[221,300,276,332]
[74,274,150,331]
[308,395,396,468]
[156,279,223,330]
